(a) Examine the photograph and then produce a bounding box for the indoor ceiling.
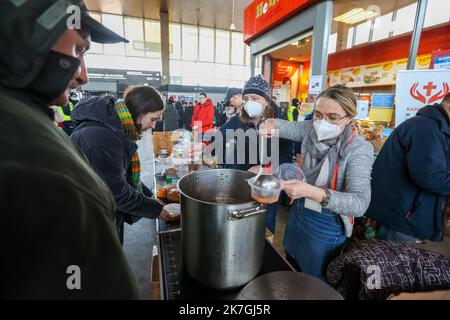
[84,0,254,31]
[268,36,312,63]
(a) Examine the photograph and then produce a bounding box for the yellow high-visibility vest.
[57,102,74,122]
[287,105,298,122]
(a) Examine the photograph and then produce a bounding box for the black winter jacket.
[71,96,163,227]
[366,104,450,241]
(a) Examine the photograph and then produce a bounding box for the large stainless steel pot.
[178,169,267,290]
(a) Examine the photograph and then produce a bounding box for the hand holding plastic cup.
[276,163,306,205]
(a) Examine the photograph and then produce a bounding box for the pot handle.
[227,206,267,221]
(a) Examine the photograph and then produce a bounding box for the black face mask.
[27,50,81,105]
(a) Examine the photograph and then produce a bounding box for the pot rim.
[177,168,259,207]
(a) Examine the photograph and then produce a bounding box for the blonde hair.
[317,84,357,118]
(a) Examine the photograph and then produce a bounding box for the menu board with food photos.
[327,54,431,88]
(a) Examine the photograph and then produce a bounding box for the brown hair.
[124,85,164,123]
[317,84,357,118]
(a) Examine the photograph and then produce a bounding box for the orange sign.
[244,0,317,43]
[272,61,299,82]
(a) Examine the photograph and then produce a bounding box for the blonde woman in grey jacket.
[260,85,374,280]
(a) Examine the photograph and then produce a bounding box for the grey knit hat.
[242,75,277,111]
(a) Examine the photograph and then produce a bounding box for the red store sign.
[244,0,317,44]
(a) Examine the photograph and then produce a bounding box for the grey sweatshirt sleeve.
[324,139,374,217]
[276,119,313,143]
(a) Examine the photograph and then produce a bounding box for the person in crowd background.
[191,93,215,133]
[366,93,450,242]
[217,87,243,127]
[175,100,184,129]
[288,98,300,122]
[184,101,195,130]
[162,97,179,131]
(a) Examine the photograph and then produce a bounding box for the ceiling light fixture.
[229,0,236,30]
[334,8,378,25]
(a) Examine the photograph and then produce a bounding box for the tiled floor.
[123,131,157,300]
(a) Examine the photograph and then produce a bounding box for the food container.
[276,163,305,182]
[162,203,181,222]
[247,175,281,204]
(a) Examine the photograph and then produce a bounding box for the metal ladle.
[251,120,280,191]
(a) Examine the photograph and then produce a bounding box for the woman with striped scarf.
[71,85,168,244]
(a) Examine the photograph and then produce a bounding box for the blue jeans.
[266,203,278,234]
[376,225,419,243]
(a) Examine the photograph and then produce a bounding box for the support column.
[406,0,428,70]
[250,54,256,77]
[160,1,170,85]
[309,0,333,101]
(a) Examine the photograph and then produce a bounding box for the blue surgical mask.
[244,101,263,118]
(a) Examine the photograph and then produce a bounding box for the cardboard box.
[152,131,184,156]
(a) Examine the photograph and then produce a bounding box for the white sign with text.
[395,70,450,126]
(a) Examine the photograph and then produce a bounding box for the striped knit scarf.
[114,99,142,192]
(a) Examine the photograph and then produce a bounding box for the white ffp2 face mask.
[244,100,264,118]
[313,119,342,141]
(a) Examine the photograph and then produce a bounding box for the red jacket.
[190,98,215,133]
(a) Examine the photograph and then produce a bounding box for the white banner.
[395,70,450,126]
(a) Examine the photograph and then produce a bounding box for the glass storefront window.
[354,21,371,46]
[85,55,161,72]
[124,18,144,57]
[230,65,246,82]
[182,25,198,61]
[328,33,337,54]
[214,64,231,87]
[331,1,418,52]
[372,13,394,42]
[199,28,214,62]
[346,27,354,49]
[102,14,125,56]
[392,2,417,36]
[88,12,103,54]
[418,0,450,71]
[170,60,182,78]
[231,32,244,65]
[144,20,161,58]
[195,62,215,85]
[169,24,181,60]
[424,0,450,28]
[216,30,230,64]
[327,0,422,93]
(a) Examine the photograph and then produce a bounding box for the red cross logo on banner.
[410,82,449,104]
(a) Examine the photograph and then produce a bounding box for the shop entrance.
[268,34,313,113]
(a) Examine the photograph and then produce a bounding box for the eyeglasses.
[312,110,348,123]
